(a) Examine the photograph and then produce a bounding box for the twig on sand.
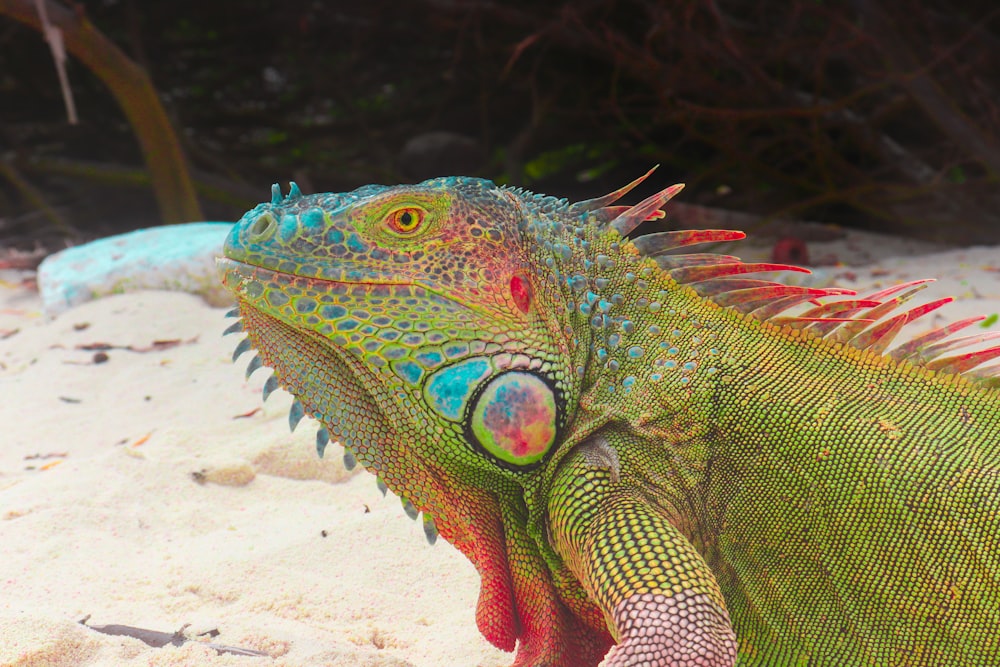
[78,616,270,657]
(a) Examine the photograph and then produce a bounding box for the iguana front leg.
[547,436,737,667]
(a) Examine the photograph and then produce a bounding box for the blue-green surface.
[38,222,234,315]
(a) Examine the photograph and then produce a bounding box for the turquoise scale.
[422,357,560,469]
[423,357,493,421]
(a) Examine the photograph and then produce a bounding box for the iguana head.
[219,177,581,479]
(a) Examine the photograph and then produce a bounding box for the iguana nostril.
[249,212,277,241]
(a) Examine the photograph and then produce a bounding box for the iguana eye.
[385,206,426,234]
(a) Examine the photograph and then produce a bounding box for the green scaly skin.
[218,176,1000,666]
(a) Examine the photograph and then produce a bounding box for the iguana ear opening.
[509,272,533,314]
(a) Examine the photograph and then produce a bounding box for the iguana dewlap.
[218,172,1000,667]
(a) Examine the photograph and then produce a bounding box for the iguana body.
[218,173,1000,666]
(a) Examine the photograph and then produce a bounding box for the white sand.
[1,236,999,666]
[0,285,508,666]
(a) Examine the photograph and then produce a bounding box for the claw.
[223,320,244,336]
[343,447,357,470]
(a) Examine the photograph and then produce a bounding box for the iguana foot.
[599,591,737,667]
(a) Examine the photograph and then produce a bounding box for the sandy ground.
[1,231,999,666]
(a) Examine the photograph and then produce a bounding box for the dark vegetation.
[1,0,999,250]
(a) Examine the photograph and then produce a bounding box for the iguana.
[217,170,1000,667]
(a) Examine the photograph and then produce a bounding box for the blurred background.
[1,0,998,253]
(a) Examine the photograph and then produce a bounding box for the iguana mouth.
[218,256,415,291]
[218,256,504,330]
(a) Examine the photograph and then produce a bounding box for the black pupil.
[400,211,413,227]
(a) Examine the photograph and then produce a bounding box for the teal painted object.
[37,222,234,315]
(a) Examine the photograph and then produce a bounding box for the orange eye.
[386,207,426,234]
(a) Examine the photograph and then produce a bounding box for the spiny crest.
[504,185,573,215]
[270,181,303,204]
[581,171,1000,388]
